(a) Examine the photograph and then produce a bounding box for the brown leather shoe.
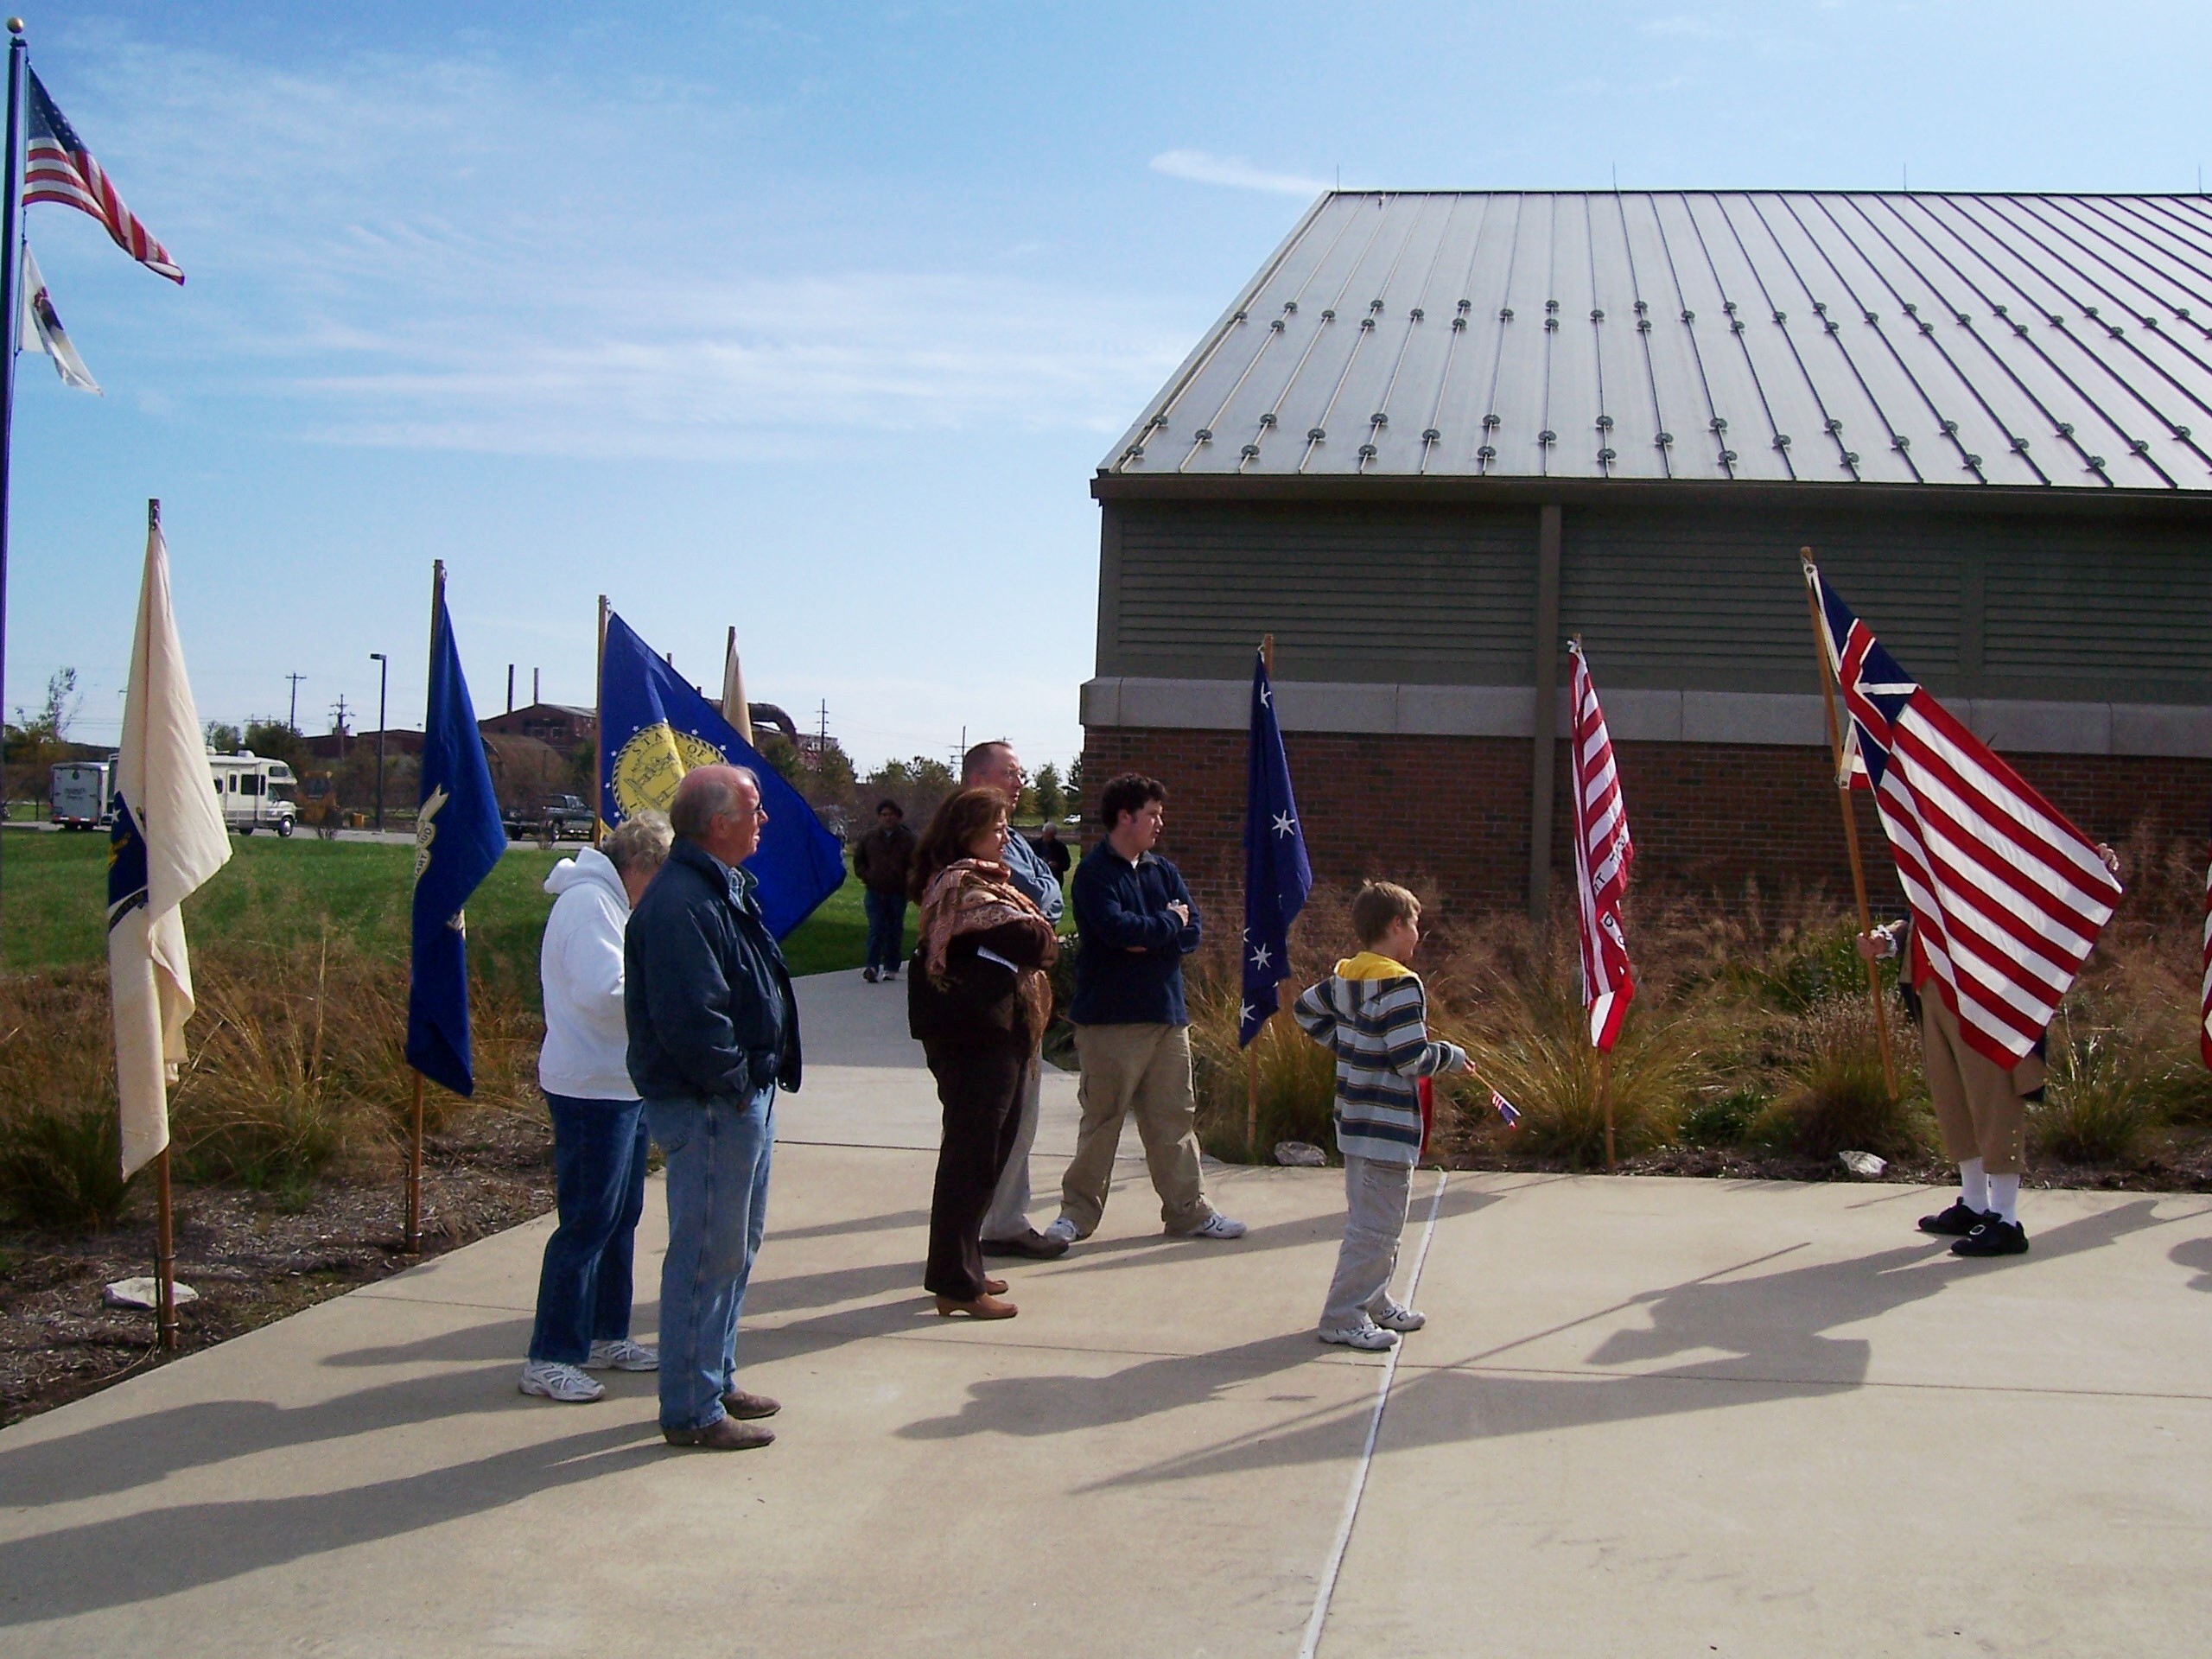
[983,1277,1009,1294]
[721,1388,781,1421]
[933,1293,1018,1320]
[982,1228,1069,1261]
[664,1417,775,1451]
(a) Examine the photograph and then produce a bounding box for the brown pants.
[1920,995,2028,1176]
[1059,1023,1213,1236]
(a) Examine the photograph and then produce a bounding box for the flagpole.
[404,560,447,1253]
[1245,633,1274,1158]
[1800,549,1898,1098]
[0,23,26,916]
[593,594,607,846]
[140,496,181,1345]
[1598,1049,1615,1174]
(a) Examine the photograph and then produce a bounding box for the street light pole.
[369,652,388,834]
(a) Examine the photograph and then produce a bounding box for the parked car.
[51,761,115,830]
[504,792,595,842]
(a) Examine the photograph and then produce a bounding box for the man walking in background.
[1044,772,1244,1248]
[852,798,917,983]
[626,765,798,1452]
[963,740,1071,1262]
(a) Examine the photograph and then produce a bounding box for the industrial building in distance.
[1083,188,2212,917]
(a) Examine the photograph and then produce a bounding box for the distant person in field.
[1033,820,1071,880]
[625,765,798,1452]
[1293,881,1467,1351]
[1043,772,1244,1249]
[852,798,918,983]
[906,786,1059,1319]
[961,741,1071,1262]
[1857,837,2118,1260]
[519,810,673,1404]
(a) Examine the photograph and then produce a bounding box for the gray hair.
[601,810,672,875]
[668,765,760,842]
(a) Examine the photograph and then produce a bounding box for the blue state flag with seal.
[599,610,846,939]
[1241,646,1313,1046]
[406,577,510,1096]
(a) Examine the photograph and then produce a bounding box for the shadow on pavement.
[2171,1234,2212,1292]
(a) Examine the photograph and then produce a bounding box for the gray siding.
[1099,498,2212,706]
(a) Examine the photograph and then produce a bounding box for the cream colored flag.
[720,626,755,749]
[108,505,232,1177]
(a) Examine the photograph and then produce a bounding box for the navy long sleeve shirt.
[1069,842,1200,1027]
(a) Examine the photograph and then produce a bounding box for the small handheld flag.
[600,612,844,938]
[1490,1089,1522,1128]
[25,67,181,282]
[1240,646,1312,1046]
[1807,559,2121,1069]
[404,569,508,1096]
[1567,641,1634,1052]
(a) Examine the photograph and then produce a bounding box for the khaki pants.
[1060,1023,1213,1236]
[1921,995,2028,1176]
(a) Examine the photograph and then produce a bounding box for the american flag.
[1808,560,2120,1070]
[1567,640,1634,1051]
[2200,803,2212,1071]
[25,68,181,283]
[1490,1088,1522,1128]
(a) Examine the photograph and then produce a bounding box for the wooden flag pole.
[1801,549,1898,1098]
[154,1146,177,1350]
[1245,632,1276,1159]
[593,594,608,846]
[1598,1049,1615,1174]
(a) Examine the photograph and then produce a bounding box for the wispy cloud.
[1148,149,1329,198]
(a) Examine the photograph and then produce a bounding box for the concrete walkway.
[3,971,2210,1656]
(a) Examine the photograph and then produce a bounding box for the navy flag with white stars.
[1240,647,1312,1046]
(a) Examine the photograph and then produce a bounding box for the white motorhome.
[50,760,115,830]
[207,751,298,836]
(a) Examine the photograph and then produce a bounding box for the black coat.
[908,920,1055,1047]
[625,840,800,1102]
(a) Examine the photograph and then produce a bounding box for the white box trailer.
[50,760,115,830]
[207,752,298,836]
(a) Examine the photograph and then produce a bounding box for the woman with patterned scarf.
[906,786,1059,1319]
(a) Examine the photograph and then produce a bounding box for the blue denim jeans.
[527,1094,650,1365]
[863,887,907,973]
[645,1087,775,1431]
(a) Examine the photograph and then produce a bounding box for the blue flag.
[599,611,846,939]
[1241,649,1312,1046]
[405,580,509,1096]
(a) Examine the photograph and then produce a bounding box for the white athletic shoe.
[1372,1303,1427,1333]
[1185,1213,1247,1241]
[1040,1216,1081,1246]
[585,1338,659,1371]
[518,1359,606,1402]
[1319,1322,1398,1351]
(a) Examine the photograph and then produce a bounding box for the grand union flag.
[1807,559,2121,1069]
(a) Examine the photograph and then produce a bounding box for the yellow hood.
[1334,951,1414,982]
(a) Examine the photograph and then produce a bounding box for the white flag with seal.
[109,506,231,1177]
[19,241,100,393]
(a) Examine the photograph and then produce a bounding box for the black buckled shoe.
[1917,1198,1992,1237]
[982,1228,1070,1261]
[1950,1217,2030,1258]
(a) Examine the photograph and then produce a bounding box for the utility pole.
[369,652,388,833]
[532,666,540,706]
[505,664,514,715]
[285,671,306,732]
[330,693,352,761]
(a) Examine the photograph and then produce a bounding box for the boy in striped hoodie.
[1292,882,1468,1351]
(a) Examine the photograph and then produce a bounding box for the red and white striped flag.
[1808,561,2120,1069]
[25,68,181,283]
[2200,806,2212,1071]
[1567,640,1634,1051]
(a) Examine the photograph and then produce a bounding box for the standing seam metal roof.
[1104,191,2212,491]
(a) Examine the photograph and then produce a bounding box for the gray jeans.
[979,1048,1043,1242]
[1320,1155,1413,1333]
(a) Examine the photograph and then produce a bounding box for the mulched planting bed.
[0,1109,553,1428]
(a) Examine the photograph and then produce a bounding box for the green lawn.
[0,831,904,997]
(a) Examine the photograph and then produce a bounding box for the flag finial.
[147,498,159,531]
[8,20,24,36]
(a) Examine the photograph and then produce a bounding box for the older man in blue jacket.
[1041,773,1245,1249]
[626,765,798,1451]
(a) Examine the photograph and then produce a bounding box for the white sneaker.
[1185,1213,1247,1241]
[1373,1303,1427,1333]
[1319,1322,1398,1351]
[585,1338,659,1371]
[1040,1216,1080,1246]
[518,1359,606,1402]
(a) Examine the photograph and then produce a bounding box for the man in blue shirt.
[1042,772,1245,1248]
[961,741,1073,1261]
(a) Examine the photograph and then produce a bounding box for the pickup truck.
[505,793,595,842]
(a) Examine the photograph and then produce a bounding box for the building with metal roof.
[1082,191,2212,918]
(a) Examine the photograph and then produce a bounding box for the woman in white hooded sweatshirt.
[520,811,674,1403]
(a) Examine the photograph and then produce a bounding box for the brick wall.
[1083,726,2209,920]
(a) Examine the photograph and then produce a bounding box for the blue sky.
[9,2,2210,767]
